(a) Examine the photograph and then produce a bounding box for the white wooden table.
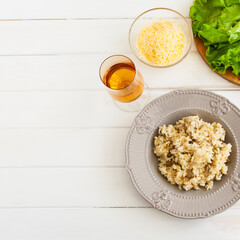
[0,0,239,239]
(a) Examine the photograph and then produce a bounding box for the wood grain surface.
[0,0,239,239]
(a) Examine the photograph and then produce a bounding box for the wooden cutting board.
[193,36,240,86]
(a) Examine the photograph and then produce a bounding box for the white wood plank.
[0,90,138,128]
[0,128,128,167]
[0,53,237,91]
[0,54,107,90]
[0,0,193,19]
[1,87,239,167]
[138,52,238,89]
[0,19,196,55]
[0,168,149,207]
[0,90,240,128]
[0,208,239,240]
[0,20,131,55]
[0,89,239,167]
[0,167,238,209]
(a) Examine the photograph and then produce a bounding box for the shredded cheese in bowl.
[137,20,186,66]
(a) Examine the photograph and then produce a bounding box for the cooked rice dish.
[153,116,232,191]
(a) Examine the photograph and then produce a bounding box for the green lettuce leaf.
[225,0,240,7]
[198,24,229,44]
[189,0,240,76]
[228,21,240,43]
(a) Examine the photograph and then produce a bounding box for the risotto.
[153,116,232,191]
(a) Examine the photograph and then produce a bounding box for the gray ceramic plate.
[126,90,240,219]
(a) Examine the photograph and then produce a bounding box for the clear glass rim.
[99,54,137,91]
[128,7,193,68]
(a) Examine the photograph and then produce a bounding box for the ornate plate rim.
[125,89,240,219]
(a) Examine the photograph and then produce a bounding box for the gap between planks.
[0,17,192,22]
[0,166,126,169]
[0,205,238,210]
[0,88,238,93]
[0,206,152,209]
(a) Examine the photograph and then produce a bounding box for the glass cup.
[99,55,149,112]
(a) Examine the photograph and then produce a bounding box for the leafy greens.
[190,0,240,77]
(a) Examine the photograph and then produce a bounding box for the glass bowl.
[129,8,192,68]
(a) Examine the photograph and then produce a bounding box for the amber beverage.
[100,55,144,103]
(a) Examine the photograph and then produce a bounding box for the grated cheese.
[137,19,186,66]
